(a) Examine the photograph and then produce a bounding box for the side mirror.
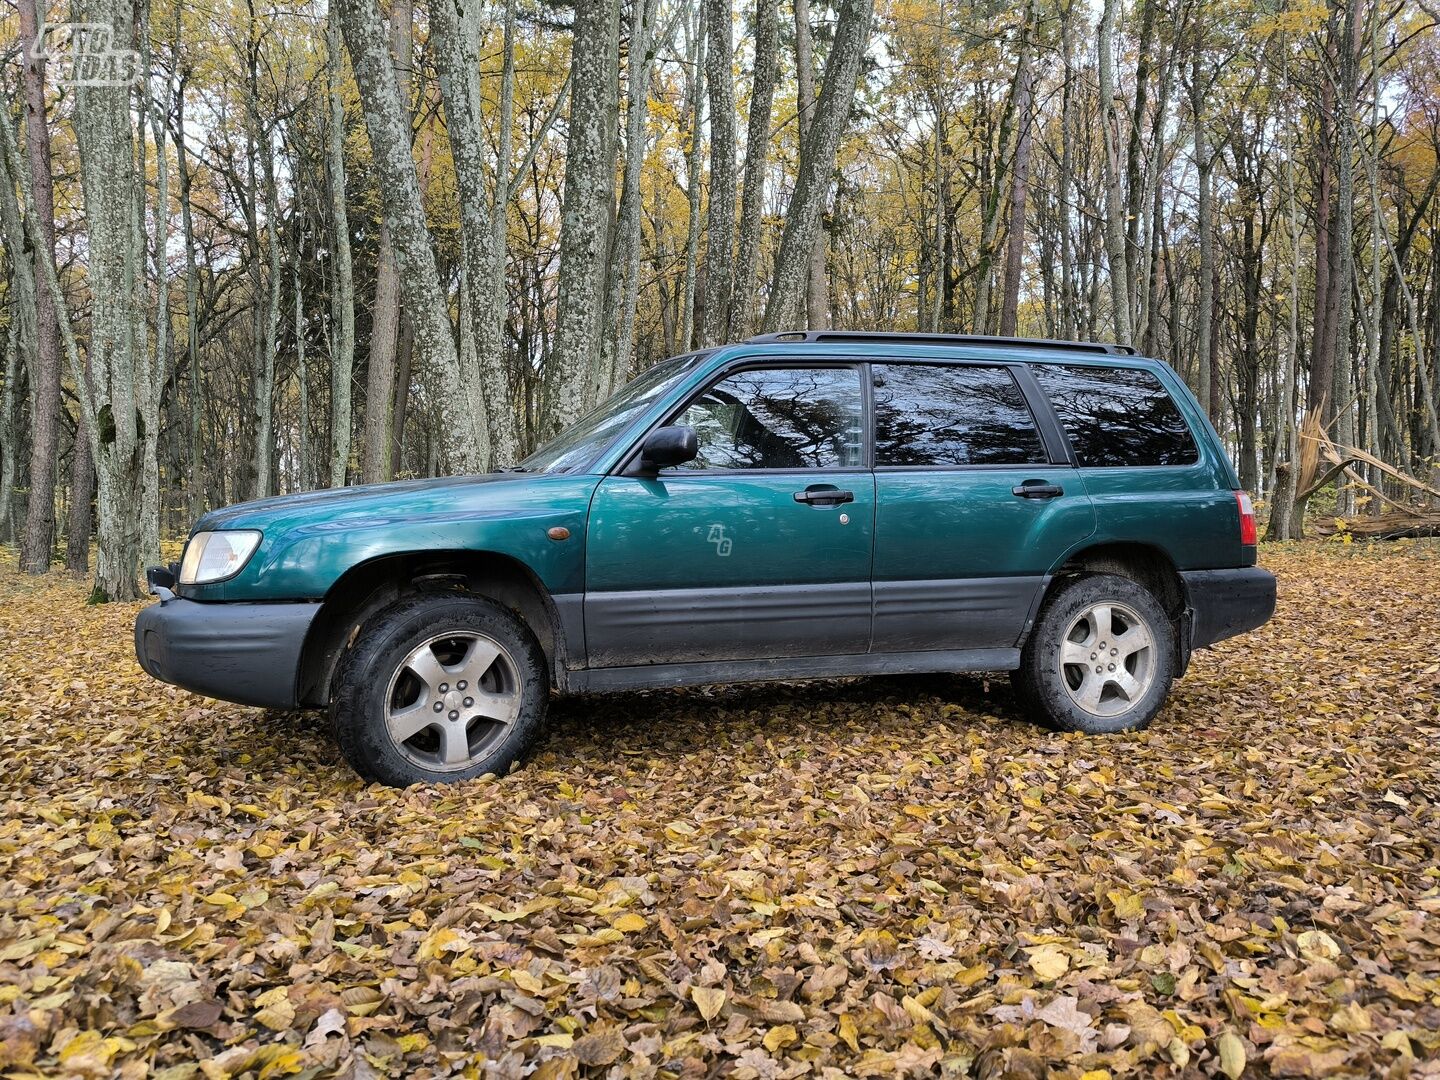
[639,425,698,472]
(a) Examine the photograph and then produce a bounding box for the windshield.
[518,354,706,473]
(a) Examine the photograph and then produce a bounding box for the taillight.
[1235,490,1257,546]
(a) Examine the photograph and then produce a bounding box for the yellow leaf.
[1107,888,1145,921]
[838,1013,859,1052]
[901,995,936,1027]
[612,912,648,933]
[395,1032,429,1053]
[511,969,544,993]
[763,1024,798,1052]
[1166,1036,1190,1068]
[691,986,726,1021]
[1217,1030,1246,1079]
[1381,1031,1412,1058]
[1297,930,1340,962]
[1026,944,1069,981]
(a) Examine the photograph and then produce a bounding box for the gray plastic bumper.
[1181,567,1277,650]
[134,597,320,709]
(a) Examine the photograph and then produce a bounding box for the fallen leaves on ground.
[1,541,1438,1079]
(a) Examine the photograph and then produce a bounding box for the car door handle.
[793,487,855,506]
[1012,481,1064,499]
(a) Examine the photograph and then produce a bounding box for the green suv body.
[136,332,1275,785]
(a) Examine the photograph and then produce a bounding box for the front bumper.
[1181,567,1277,650]
[134,595,320,709]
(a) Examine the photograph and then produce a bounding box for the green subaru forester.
[136,332,1276,786]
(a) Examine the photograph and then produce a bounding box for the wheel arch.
[296,549,571,707]
[1029,541,1190,671]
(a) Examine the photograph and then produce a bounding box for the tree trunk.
[68,0,146,601]
[761,0,873,332]
[141,25,170,564]
[16,0,62,574]
[431,0,518,466]
[1122,0,1156,323]
[172,59,204,519]
[793,0,827,328]
[335,0,482,471]
[294,232,311,491]
[1306,40,1336,424]
[998,0,1036,338]
[1190,54,1213,417]
[361,0,412,483]
[605,0,666,386]
[326,14,356,488]
[700,0,737,347]
[542,0,621,436]
[0,295,22,546]
[680,2,707,352]
[1330,1,1359,507]
[1097,0,1132,345]
[731,0,778,340]
[1057,0,1075,340]
[65,429,94,573]
[0,132,38,548]
[1266,55,1303,542]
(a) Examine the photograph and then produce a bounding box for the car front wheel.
[331,594,548,786]
[1011,573,1175,734]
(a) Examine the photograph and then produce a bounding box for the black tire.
[331,593,548,786]
[1011,573,1175,734]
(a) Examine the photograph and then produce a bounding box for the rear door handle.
[793,487,855,506]
[1012,481,1064,499]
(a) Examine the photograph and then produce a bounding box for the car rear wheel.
[331,594,548,786]
[1011,573,1174,734]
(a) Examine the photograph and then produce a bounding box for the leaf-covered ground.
[1,544,1438,1080]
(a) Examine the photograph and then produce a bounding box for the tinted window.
[873,364,1047,466]
[676,367,864,470]
[520,354,703,473]
[1033,365,1198,467]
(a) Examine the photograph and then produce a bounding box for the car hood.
[192,473,532,534]
[181,470,603,601]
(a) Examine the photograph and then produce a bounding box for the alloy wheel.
[383,631,524,772]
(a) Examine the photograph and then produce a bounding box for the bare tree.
[334,0,483,470]
[680,1,707,351]
[360,0,412,483]
[1097,0,1132,344]
[326,14,356,488]
[0,135,38,547]
[16,0,62,573]
[603,0,666,392]
[792,0,827,327]
[543,0,621,434]
[700,0,737,346]
[761,0,873,331]
[431,0,519,466]
[732,0,779,339]
[998,0,1037,338]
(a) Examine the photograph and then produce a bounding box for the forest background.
[0,0,1437,600]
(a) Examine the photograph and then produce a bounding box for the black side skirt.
[563,647,1021,694]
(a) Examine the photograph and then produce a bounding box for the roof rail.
[743,330,1137,356]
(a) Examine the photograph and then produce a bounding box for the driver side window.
[674,367,864,470]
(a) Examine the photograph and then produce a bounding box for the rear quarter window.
[1032,364,1199,467]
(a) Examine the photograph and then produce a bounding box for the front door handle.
[793,487,855,507]
[1012,480,1064,499]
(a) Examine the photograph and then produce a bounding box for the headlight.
[178,530,262,584]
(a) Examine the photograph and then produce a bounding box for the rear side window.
[873,364,1047,466]
[1032,365,1198,467]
